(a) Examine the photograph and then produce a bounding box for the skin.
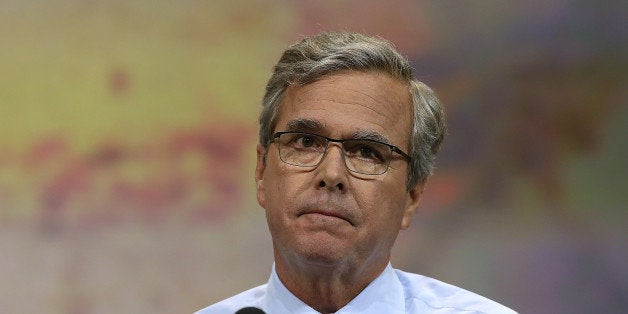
[255,70,424,313]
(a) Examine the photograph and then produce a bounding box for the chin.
[293,237,350,267]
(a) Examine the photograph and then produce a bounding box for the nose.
[316,143,347,192]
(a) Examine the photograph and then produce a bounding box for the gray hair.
[259,32,445,190]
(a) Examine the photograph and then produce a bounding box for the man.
[197,32,516,313]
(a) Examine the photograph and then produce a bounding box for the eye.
[296,135,316,148]
[287,133,324,150]
[345,141,386,163]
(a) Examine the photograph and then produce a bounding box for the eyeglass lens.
[276,132,392,175]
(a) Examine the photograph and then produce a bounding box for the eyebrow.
[285,118,326,133]
[283,118,393,145]
[352,130,392,145]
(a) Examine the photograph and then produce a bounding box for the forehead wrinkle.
[301,95,402,130]
[351,89,399,115]
[346,73,410,114]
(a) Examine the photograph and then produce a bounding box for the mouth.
[302,210,344,220]
[297,207,355,226]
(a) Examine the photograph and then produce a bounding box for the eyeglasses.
[271,131,411,175]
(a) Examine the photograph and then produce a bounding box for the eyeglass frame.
[270,131,411,175]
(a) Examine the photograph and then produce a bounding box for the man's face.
[255,71,423,270]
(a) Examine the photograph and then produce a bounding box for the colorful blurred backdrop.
[1,1,626,313]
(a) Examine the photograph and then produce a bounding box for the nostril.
[336,183,343,191]
[319,181,326,188]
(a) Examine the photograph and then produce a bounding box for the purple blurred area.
[0,1,626,313]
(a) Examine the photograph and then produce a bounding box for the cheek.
[263,167,305,213]
[356,181,407,224]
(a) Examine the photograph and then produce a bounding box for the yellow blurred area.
[0,0,292,151]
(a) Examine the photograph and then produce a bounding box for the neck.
[274,252,390,313]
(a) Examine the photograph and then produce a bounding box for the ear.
[401,182,424,230]
[255,144,267,207]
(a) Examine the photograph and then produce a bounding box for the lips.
[296,203,355,226]
[303,210,345,220]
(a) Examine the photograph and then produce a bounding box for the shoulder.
[194,284,268,314]
[394,269,517,314]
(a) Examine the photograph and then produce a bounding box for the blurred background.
[1,1,626,313]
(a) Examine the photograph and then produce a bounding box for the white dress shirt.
[196,263,517,313]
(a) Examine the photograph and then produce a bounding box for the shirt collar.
[263,263,406,314]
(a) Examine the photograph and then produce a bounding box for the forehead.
[276,71,413,147]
